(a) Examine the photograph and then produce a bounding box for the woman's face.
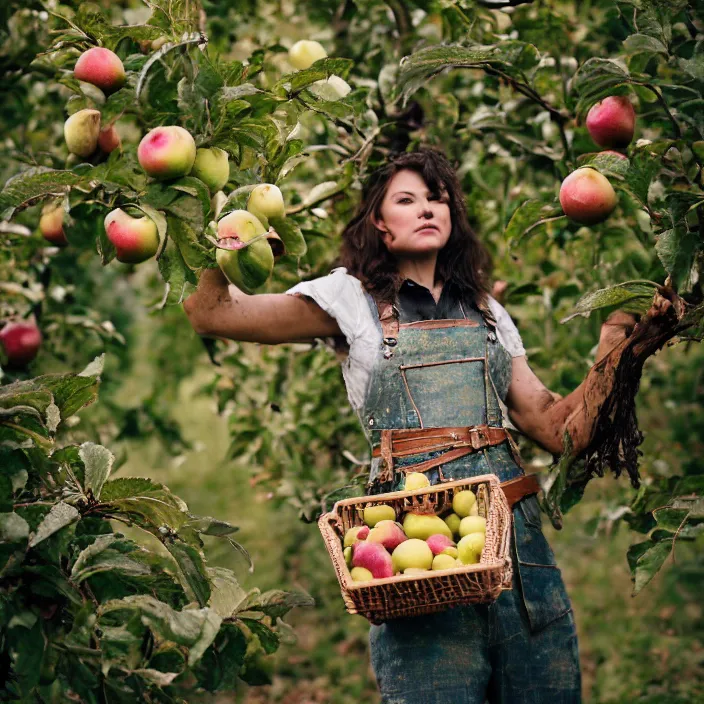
[372,169,452,258]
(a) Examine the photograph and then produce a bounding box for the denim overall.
[358,291,582,704]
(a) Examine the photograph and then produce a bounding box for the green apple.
[363,504,396,528]
[403,512,452,541]
[350,566,373,582]
[391,539,433,573]
[288,40,327,70]
[452,490,477,518]
[246,183,285,227]
[64,109,101,157]
[404,472,430,490]
[444,512,461,536]
[458,534,484,564]
[432,554,457,571]
[459,515,486,538]
[192,147,230,192]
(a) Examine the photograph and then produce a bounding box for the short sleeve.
[284,267,365,347]
[487,296,526,358]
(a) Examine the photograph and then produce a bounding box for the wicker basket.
[318,474,513,624]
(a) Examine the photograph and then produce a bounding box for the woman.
[184,149,636,703]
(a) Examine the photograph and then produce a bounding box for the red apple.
[98,124,121,154]
[0,321,42,367]
[74,47,125,94]
[586,96,636,149]
[559,167,618,225]
[39,205,68,246]
[137,126,196,179]
[104,208,160,264]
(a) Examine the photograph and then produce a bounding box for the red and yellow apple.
[343,525,370,548]
[215,210,274,294]
[559,167,618,225]
[352,541,394,579]
[39,205,68,246]
[104,208,159,264]
[137,126,196,179]
[366,520,407,551]
[98,124,121,154]
[74,47,125,94]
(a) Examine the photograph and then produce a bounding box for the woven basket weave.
[318,474,513,624]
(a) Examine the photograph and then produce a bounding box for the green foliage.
[0,361,309,699]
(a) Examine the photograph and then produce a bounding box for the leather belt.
[500,473,542,509]
[370,426,542,507]
[371,425,509,459]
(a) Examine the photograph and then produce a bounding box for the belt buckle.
[469,426,488,450]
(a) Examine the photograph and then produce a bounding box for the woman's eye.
[398,198,412,204]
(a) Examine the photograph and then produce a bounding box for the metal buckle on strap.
[468,426,489,450]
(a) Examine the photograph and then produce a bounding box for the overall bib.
[357,290,582,704]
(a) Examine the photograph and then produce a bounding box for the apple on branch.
[0,321,42,367]
[39,204,68,246]
[559,167,618,225]
[288,40,327,70]
[138,126,196,180]
[64,109,101,158]
[191,147,230,193]
[104,209,160,264]
[74,47,125,94]
[586,96,636,149]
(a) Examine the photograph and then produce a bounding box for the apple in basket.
[352,541,394,579]
[366,520,407,550]
[343,525,370,547]
[426,534,456,555]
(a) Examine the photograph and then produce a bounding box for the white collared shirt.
[285,267,526,420]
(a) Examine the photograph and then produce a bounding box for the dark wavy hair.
[336,148,493,309]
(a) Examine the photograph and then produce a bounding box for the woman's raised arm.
[183,268,343,344]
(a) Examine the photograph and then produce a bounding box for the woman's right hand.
[183,268,343,345]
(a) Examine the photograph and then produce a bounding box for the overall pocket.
[513,496,573,634]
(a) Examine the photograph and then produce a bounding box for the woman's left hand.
[595,310,638,363]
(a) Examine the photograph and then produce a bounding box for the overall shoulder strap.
[371,293,400,341]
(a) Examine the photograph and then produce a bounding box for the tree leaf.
[165,540,211,607]
[100,477,190,532]
[207,567,248,619]
[99,595,222,666]
[0,167,94,219]
[268,216,307,257]
[504,199,563,248]
[560,282,656,322]
[79,442,114,500]
[577,151,630,179]
[629,539,673,595]
[572,58,632,118]
[655,226,701,293]
[275,58,354,94]
[239,618,279,654]
[28,501,79,548]
[623,34,668,56]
